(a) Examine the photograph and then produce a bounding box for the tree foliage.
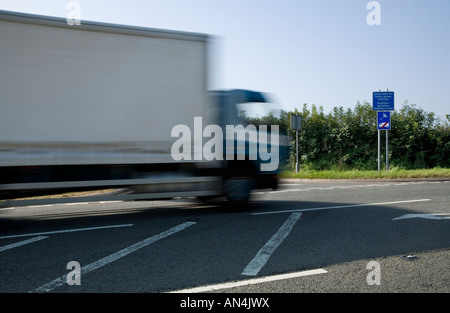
[248,101,450,171]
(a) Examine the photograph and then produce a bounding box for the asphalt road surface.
[1,179,449,297]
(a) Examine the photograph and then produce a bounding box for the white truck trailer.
[0,10,280,207]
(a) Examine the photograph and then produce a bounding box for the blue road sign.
[373,92,394,111]
[377,111,391,130]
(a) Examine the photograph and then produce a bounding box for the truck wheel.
[224,177,253,202]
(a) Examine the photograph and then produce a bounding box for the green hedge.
[249,101,450,171]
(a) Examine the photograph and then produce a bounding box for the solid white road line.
[0,224,134,240]
[242,212,302,276]
[251,199,432,216]
[0,236,48,253]
[170,268,328,293]
[29,221,196,293]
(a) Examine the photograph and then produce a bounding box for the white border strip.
[252,199,432,216]
[170,269,328,293]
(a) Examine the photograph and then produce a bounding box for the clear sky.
[1,0,449,120]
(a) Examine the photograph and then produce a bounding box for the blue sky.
[1,0,449,120]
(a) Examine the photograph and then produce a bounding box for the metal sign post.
[378,129,381,172]
[296,129,299,173]
[373,90,394,172]
[386,130,389,171]
[290,115,302,173]
[377,111,391,171]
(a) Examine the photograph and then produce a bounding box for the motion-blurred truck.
[0,10,281,207]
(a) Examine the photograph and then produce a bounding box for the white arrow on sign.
[393,213,450,220]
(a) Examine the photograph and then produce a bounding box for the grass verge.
[280,167,450,180]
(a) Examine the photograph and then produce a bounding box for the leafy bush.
[248,101,449,171]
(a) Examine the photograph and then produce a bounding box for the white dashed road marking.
[0,236,48,253]
[242,212,302,276]
[29,221,196,293]
[0,224,134,240]
[251,199,432,216]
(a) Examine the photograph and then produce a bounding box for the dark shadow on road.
[1,195,449,292]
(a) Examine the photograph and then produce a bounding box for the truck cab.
[208,90,281,201]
